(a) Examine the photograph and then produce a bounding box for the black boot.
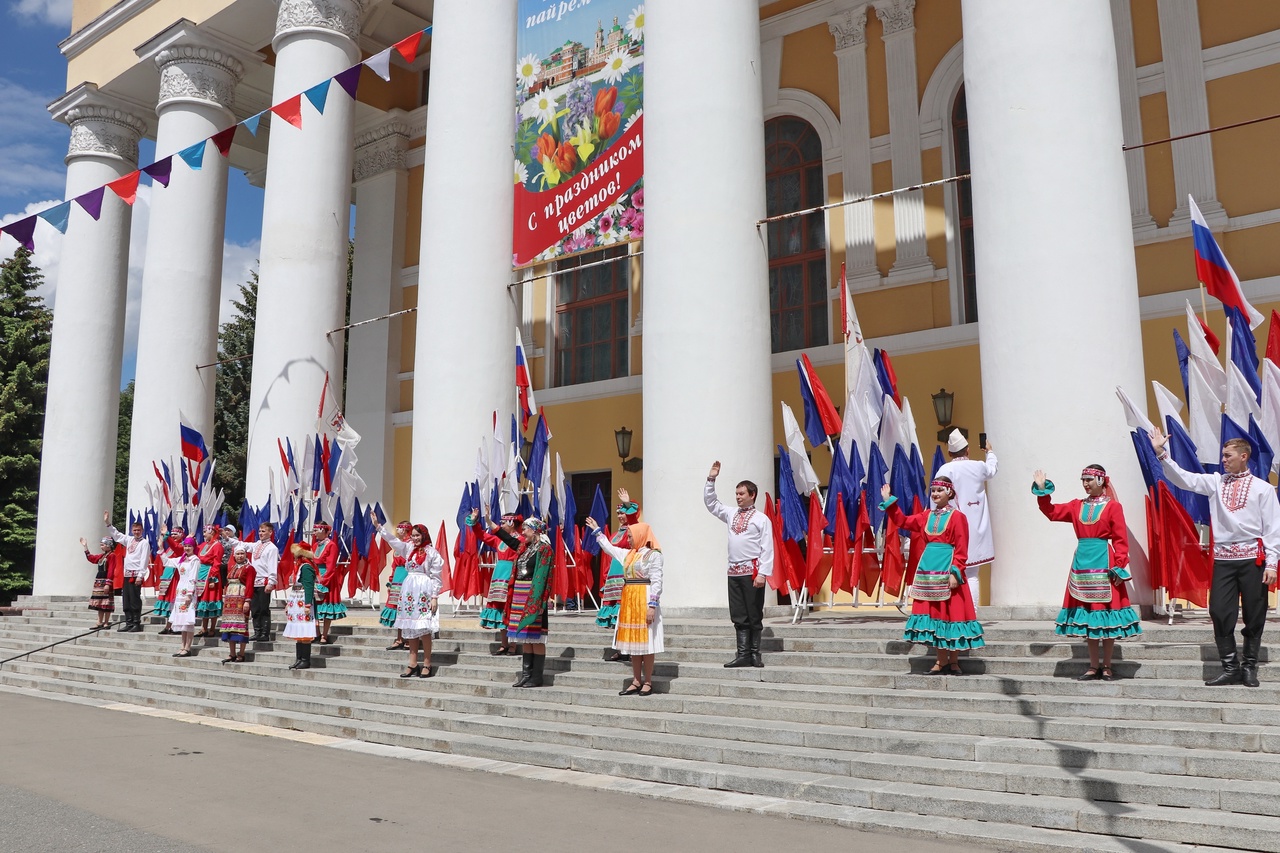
[750,629,764,668]
[290,642,312,670]
[1242,636,1261,688]
[523,654,545,688]
[724,628,752,668]
[512,652,533,687]
[1206,637,1244,686]
[117,620,132,632]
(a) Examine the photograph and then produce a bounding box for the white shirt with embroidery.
[1160,456,1280,570]
[703,479,774,577]
[108,527,151,579]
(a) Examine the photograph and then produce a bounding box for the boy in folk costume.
[105,512,150,633]
[704,462,774,669]
[935,430,998,602]
[1152,431,1280,687]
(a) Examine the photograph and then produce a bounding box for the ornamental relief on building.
[829,8,869,49]
[874,0,916,36]
[353,134,408,182]
[276,0,367,42]
[65,108,145,163]
[158,65,238,110]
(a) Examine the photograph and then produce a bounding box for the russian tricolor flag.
[515,327,536,431]
[1190,195,1262,329]
[179,417,208,464]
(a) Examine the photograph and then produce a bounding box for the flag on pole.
[316,371,361,447]
[796,354,841,446]
[515,327,537,430]
[780,402,820,495]
[1190,195,1263,328]
[178,417,208,464]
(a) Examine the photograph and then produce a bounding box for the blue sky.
[0,0,265,387]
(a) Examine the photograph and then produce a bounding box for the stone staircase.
[2,596,1279,852]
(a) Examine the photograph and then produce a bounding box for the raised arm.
[880,489,923,534]
[703,475,732,524]
[1032,472,1074,522]
[982,440,997,479]
[378,523,411,557]
[1150,429,1216,495]
[594,529,630,564]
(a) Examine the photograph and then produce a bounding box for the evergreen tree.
[114,381,133,524]
[214,268,258,512]
[0,248,52,596]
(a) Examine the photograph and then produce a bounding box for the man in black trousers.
[704,461,775,668]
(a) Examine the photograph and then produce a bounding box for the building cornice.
[61,0,162,60]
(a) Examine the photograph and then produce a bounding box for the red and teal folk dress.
[195,540,224,619]
[474,520,519,630]
[1034,482,1142,639]
[154,540,183,619]
[595,527,631,629]
[380,555,407,628]
[313,539,347,622]
[883,497,985,650]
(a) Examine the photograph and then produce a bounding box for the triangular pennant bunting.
[107,171,141,205]
[38,201,71,234]
[393,30,424,63]
[242,111,264,136]
[364,47,393,82]
[303,79,330,114]
[334,65,361,100]
[178,140,207,171]
[2,216,38,251]
[75,187,105,220]
[211,125,237,156]
[270,95,304,129]
[142,157,173,187]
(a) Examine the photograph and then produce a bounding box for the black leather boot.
[523,654,545,688]
[724,628,752,668]
[513,652,533,687]
[1206,637,1244,686]
[291,642,311,670]
[1242,636,1261,688]
[750,629,764,668]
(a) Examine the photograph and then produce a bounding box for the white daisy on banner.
[516,53,539,88]
[514,160,529,186]
[601,49,632,84]
[523,91,559,128]
[624,108,643,132]
[626,5,645,41]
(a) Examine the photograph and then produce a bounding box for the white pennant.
[364,48,393,81]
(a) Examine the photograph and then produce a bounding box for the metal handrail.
[0,607,157,667]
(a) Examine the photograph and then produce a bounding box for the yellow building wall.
[913,0,961,101]
[1130,0,1163,66]
[1207,65,1280,218]
[1197,0,1280,49]
[780,25,841,118]
[404,166,423,269]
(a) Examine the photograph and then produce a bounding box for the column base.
[1169,198,1226,230]
[844,265,883,292]
[885,257,938,286]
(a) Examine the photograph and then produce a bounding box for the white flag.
[781,402,820,495]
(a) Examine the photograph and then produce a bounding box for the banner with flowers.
[513,1,644,268]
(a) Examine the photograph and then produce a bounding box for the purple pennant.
[75,186,106,220]
[3,216,38,251]
[142,156,174,187]
[334,65,361,100]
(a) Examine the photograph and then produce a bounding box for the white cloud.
[11,0,73,27]
[2,187,261,384]
[0,77,70,203]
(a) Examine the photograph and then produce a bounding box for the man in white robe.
[936,429,998,602]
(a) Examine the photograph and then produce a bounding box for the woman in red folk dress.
[80,536,116,629]
[195,525,225,637]
[1033,465,1141,682]
[881,477,985,675]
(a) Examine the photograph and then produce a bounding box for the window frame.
[551,245,632,388]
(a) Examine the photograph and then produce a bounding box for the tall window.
[555,246,630,386]
[765,117,829,354]
[952,85,978,323]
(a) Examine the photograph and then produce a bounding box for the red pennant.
[881,505,907,597]
[1266,310,1280,368]
[804,492,831,594]
[436,523,453,594]
[830,493,851,595]
[106,171,141,205]
[856,501,881,597]
[394,30,424,63]
[211,126,237,156]
[1144,493,1163,590]
[1197,315,1220,356]
[764,495,791,596]
[270,95,304,129]
[1157,482,1213,608]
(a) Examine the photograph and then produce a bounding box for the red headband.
[930,479,955,491]
[1081,467,1108,480]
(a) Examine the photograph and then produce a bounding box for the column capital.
[874,0,916,37]
[828,6,869,51]
[155,46,245,112]
[50,84,149,166]
[274,0,369,46]
[354,119,412,183]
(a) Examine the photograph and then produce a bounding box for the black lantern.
[615,426,643,473]
[931,388,966,443]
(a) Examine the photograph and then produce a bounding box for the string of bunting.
[0,26,432,253]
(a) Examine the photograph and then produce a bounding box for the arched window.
[765,117,828,353]
[951,85,978,323]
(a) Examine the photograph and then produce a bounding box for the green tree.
[114,381,133,524]
[0,248,52,596]
[214,268,258,513]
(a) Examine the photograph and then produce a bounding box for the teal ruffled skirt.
[479,606,506,630]
[154,601,172,619]
[317,601,347,620]
[196,601,222,618]
[595,602,620,629]
[1054,605,1142,639]
[903,614,986,650]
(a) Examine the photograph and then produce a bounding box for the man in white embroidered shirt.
[105,510,150,633]
[1152,432,1280,687]
[705,461,774,669]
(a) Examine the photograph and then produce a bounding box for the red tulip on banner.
[394,30,424,63]
[270,95,304,129]
[107,171,141,205]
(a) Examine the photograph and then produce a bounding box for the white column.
[33,88,146,595]
[1110,0,1158,237]
[829,5,880,288]
[411,0,517,531]
[1156,0,1225,225]
[128,34,244,512]
[962,0,1150,606]
[244,0,365,505]
[348,119,410,506]
[876,0,936,284]
[645,0,774,610]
